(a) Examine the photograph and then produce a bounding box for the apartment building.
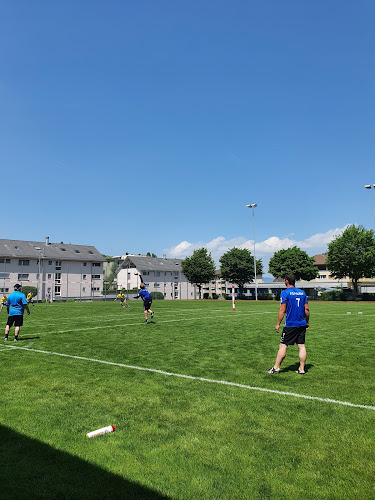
[0,238,105,300]
[116,255,200,300]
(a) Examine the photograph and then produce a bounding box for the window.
[92,263,100,267]
[83,274,87,279]
[60,248,66,252]
[0,273,9,279]
[55,285,61,296]
[92,287,100,292]
[154,283,160,288]
[92,275,100,279]
[83,263,87,267]
[0,259,10,264]
[48,261,53,265]
[48,274,52,279]
[19,260,29,266]
[0,288,9,293]
[142,271,149,276]
[83,287,86,292]
[18,274,29,280]
[75,250,80,253]
[55,273,61,284]
[56,261,62,270]
[155,271,160,277]
[88,251,93,255]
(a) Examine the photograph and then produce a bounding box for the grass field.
[0,299,374,499]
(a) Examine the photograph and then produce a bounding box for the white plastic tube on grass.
[86,425,116,438]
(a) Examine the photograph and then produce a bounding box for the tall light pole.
[364,184,375,223]
[246,203,258,301]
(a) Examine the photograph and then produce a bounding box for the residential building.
[117,255,200,300]
[0,237,105,301]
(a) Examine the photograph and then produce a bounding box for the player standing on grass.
[27,292,34,306]
[134,276,154,324]
[0,294,7,313]
[114,291,130,308]
[4,284,30,342]
[266,274,309,375]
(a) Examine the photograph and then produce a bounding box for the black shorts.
[143,299,152,311]
[7,315,24,327]
[280,326,306,345]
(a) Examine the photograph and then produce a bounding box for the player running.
[114,292,130,308]
[27,292,34,306]
[0,294,7,313]
[134,278,154,324]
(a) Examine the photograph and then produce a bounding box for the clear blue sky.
[1,1,374,276]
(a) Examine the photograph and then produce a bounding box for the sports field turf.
[0,299,374,499]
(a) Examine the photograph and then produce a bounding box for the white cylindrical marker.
[86,425,116,438]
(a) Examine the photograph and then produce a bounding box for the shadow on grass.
[18,336,41,341]
[0,424,169,499]
[281,363,314,374]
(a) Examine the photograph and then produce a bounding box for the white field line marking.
[4,345,375,412]
[29,311,274,336]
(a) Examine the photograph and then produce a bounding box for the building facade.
[116,255,200,300]
[0,238,105,301]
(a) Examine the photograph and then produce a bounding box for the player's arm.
[275,303,286,333]
[304,302,310,329]
[25,303,30,315]
[139,274,143,284]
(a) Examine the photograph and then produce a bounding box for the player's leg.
[274,343,287,370]
[14,325,20,341]
[297,344,306,373]
[4,324,10,341]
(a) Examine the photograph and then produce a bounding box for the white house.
[0,237,105,301]
[116,255,200,300]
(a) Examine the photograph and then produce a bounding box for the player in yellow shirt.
[114,292,130,308]
[27,292,34,306]
[0,295,7,313]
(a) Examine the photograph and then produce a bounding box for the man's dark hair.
[14,284,22,291]
[284,274,296,286]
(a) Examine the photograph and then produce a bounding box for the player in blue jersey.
[4,284,31,342]
[134,277,154,324]
[266,274,309,375]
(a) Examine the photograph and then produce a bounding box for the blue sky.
[1,1,374,277]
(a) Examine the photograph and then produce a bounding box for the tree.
[327,224,375,298]
[181,248,216,299]
[219,247,263,296]
[268,246,318,281]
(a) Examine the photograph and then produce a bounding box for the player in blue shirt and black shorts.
[266,274,309,375]
[4,284,31,342]
[134,278,154,324]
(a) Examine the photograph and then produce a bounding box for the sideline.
[3,344,375,412]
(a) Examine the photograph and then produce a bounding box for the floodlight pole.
[246,204,258,301]
[364,184,375,223]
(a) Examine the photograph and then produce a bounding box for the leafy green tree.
[327,224,375,298]
[219,247,263,296]
[268,246,318,281]
[181,248,216,299]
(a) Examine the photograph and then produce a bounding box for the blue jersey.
[280,287,308,327]
[137,288,151,301]
[6,291,27,316]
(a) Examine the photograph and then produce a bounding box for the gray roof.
[122,255,183,272]
[0,239,105,262]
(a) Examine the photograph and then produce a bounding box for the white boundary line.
[4,345,374,411]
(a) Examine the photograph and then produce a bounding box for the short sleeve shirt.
[6,291,27,316]
[280,287,308,327]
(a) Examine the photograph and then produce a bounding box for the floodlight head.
[365,185,372,189]
[34,246,41,250]
[246,203,257,208]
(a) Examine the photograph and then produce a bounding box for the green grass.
[0,300,374,499]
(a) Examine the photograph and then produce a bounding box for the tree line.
[181,225,375,299]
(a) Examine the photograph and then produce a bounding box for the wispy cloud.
[164,225,349,276]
